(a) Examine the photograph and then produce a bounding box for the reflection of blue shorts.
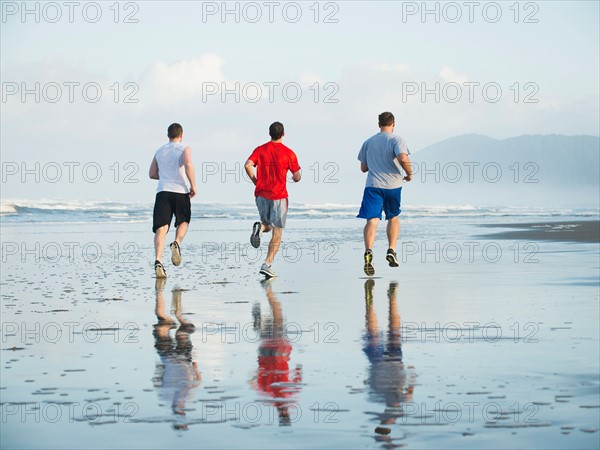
[357,187,402,221]
[363,331,384,361]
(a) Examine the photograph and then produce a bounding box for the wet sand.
[479,220,600,243]
[1,218,599,449]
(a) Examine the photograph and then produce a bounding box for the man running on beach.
[245,121,301,278]
[149,123,197,278]
[357,112,412,276]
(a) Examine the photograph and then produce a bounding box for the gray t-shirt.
[358,132,409,189]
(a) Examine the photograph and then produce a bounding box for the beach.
[1,206,599,449]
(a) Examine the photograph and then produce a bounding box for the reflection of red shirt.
[257,338,301,398]
[248,142,301,200]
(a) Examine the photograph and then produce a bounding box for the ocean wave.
[1,199,598,224]
[0,203,17,214]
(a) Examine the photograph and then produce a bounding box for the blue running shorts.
[357,187,402,221]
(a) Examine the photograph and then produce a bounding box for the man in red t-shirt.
[244,122,301,278]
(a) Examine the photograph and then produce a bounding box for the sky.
[1,0,599,204]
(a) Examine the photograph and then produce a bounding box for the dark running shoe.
[364,250,375,276]
[250,222,262,248]
[386,248,399,267]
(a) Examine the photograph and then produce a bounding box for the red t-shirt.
[248,142,301,200]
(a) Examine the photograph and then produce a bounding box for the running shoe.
[259,263,276,278]
[364,250,375,276]
[386,248,399,267]
[170,241,182,266]
[250,222,262,248]
[155,260,167,278]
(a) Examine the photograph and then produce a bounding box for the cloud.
[439,65,469,84]
[300,72,324,84]
[140,56,330,106]
[370,62,410,73]
[140,54,226,104]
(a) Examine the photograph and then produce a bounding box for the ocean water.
[2,199,599,225]
[1,201,599,449]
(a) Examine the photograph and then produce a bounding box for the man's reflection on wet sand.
[363,280,416,438]
[152,279,201,430]
[250,279,303,426]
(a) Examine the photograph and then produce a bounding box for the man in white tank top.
[149,123,197,278]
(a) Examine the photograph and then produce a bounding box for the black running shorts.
[152,191,191,233]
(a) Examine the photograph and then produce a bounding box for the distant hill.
[407,134,599,206]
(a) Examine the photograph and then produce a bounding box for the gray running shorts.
[255,196,288,228]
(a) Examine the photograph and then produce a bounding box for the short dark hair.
[378,112,395,127]
[167,123,183,139]
[269,122,284,140]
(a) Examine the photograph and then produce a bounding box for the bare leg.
[154,278,174,323]
[364,218,379,251]
[264,282,283,336]
[174,222,188,244]
[172,288,193,328]
[365,280,378,335]
[386,217,400,250]
[154,225,169,262]
[265,227,283,265]
[388,282,400,341]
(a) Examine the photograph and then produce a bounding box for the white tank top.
[155,141,189,194]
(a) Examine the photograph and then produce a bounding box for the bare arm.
[397,153,412,182]
[149,157,159,179]
[183,146,197,198]
[244,159,257,185]
[292,169,301,182]
[360,162,368,173]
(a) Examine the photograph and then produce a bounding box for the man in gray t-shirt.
[357,112,413,276]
